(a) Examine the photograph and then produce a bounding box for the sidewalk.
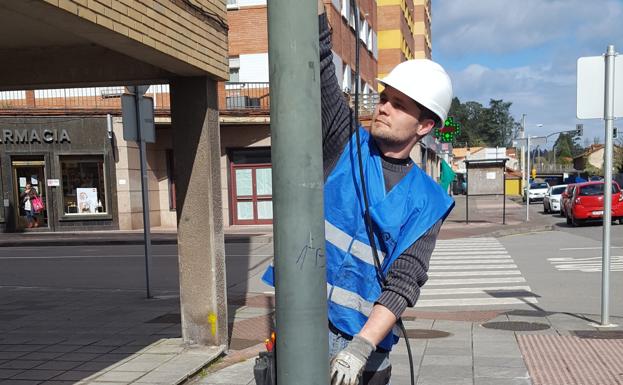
[190,299,623,385]
[0,195,565,385]
[0,225,273,247]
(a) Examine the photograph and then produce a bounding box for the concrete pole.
[600,45,616,326]
[170,77,228,347]
[267,1,328,384]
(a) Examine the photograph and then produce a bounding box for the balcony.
[222,82,270,113]
[0,85,171,115]
[0,83,376,118]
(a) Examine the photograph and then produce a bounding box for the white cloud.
[433,0,623,56]
[432,0,623,142]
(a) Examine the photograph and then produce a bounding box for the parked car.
[543,184,567,213]
[566,181,623,226]
[524,182,549,203]
[561,184,576,217]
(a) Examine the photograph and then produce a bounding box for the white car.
[543,184,568,213]
[524,182,549,203]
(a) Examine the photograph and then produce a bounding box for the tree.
[615,138,623,173]
[447,97,519,147]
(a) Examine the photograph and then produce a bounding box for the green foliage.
[584,163,602,176]
[448,97,519,147]
[615,140,623,173]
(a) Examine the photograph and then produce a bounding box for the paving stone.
[72,361,114,372]
[50,371,94,382]
[19,352,66,361]
[0,352,28,360]
[0,380,41,385]
[90,370,144,382]
[55,352,102,362]
[10,369,65,381]
[0,360,45,370]
[424,346,472,356]
[0,369,24,380]
[73,346,118,354]
[474,356,527,368]
[0,345,46,353]
[34,360,83,371]
[421,354,472,366]
[90,353,132,362]
[474,377,532,385]
[475,365,529,379]
[38,345,83,353]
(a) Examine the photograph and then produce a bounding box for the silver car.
[543,184,568,213]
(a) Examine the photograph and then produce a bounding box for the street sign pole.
[601,45,616,326]
[526,135,531,221]
[133,85,153,299]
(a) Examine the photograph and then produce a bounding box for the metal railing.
[223,82,270,111]
[0,83,378,115]
[0,85,171,111]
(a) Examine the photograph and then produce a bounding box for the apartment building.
[377,0,431,78]
[0,0,445,232]
[221,0,379,226]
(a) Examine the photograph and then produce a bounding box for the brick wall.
[227,6,268,56]
[46,0,229,79]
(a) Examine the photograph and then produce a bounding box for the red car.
[560,184,576,218]
[566,181,623,226]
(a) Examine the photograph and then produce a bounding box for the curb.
[0,235,273,247]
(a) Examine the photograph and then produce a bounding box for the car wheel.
[619,218,623,225]
[572,216,582,227]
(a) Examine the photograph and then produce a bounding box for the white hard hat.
[378,59,453,127]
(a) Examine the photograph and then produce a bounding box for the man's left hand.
[330,334,375,385]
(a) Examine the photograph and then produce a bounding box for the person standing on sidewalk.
[20,183,39,228]
[317,1,455,383]
[264,3,454,384]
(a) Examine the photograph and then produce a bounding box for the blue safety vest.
[263,128,454,350]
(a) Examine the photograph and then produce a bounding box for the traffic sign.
[121,91,155,143]
[577,55,623,119]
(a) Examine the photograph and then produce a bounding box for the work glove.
[330,334,375,385]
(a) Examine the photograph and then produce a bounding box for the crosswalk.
[548,256,623,272]
[415,237,537,308]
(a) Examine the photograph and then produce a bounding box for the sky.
[431,0,623,148]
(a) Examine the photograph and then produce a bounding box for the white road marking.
[416,297,538,307]
[429,264,518,270]
[428,270,521,277]
[421,286,532,296]
[425,277,527,286]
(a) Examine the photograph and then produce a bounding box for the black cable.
[349,1,416,385]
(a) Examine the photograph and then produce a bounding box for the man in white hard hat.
[314,2,455,383]
[316,2,455,385]
[264,3,455,384]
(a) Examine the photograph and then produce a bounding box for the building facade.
[0,0,446,232]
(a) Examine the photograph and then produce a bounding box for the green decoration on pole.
[434,116,461,143]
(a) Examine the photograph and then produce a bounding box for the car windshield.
[531,183,548,189]
[579,184,621,196]
[552,186,566,194]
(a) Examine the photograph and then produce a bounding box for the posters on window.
[77,188,98,214]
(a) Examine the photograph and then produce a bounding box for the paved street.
[3,201,623,384]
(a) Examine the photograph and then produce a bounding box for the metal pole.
[466,164,469,224]
[600,45,616,326]
[521,114,526,192]
[133,86,153,299]
[267,1,328,383]
[526,135,531,221]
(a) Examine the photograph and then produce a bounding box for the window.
[61,156,107,215]
[229,57,240,83]
[341,0,350,20]
[226,0,239,9]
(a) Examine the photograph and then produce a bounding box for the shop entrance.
[12,159,48,230]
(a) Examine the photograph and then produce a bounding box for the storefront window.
[61,156,107,215]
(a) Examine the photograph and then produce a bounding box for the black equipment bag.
[253,350,276,385]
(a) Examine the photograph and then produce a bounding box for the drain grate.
[481,321,550,331]
[403,329,451,339]
[146,313,181,324]
[573,330,623,339]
